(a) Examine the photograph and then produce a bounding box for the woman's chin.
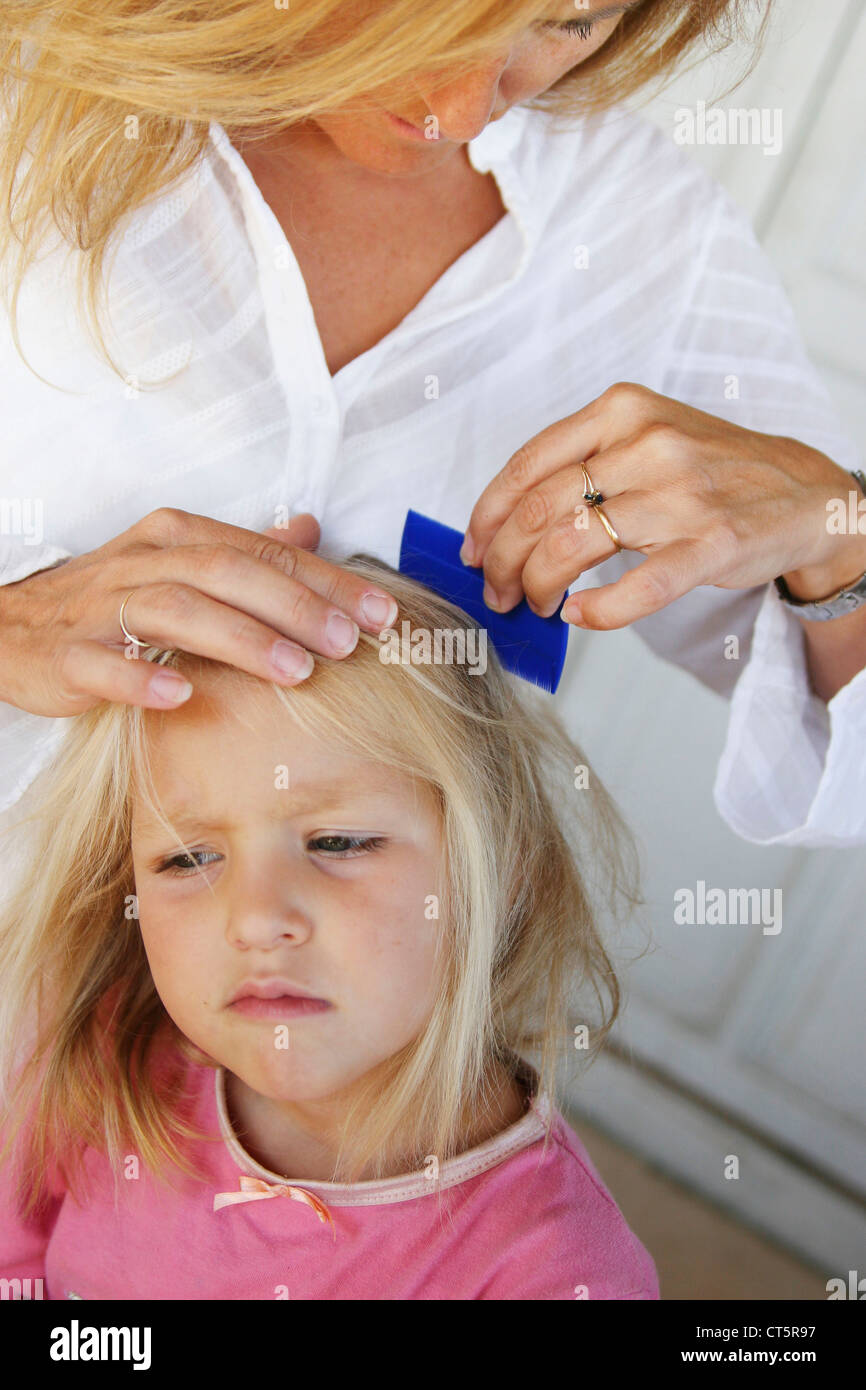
[315,115,457,175]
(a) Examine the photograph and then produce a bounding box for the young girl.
[0,555,657,1301]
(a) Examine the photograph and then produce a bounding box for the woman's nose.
[419,59,509,142]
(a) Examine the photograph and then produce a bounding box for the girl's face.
[311,2,643,172]
[131,678,443,1106]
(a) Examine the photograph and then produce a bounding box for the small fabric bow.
[214,1175,335,1235]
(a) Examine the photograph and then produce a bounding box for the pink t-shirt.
[0,1055,658,1300]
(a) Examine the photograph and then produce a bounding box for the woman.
[0,0,864,849]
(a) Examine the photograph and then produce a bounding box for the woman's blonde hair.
[0,555,641,1213]
[0,0,769,380]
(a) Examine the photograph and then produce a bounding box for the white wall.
[561,0,866,1274]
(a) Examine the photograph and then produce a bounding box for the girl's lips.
[229,995,333,1020]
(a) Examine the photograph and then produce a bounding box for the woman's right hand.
[0,508,399,716]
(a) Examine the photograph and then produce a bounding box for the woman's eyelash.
[551,20,594,39]
[308,834,386,857]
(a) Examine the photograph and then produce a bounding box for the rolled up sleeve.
[714,582,866,846]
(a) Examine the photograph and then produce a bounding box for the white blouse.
[1,101,864,847]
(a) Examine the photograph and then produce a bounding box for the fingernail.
[561,602,586,628]
[271,640,314,679]
[459,535,477,566]
[326,612,359,655]
[482,583,501,611]
[360,591,398,630]
[150,671,193,704]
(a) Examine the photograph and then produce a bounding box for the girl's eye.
[546,20,594,39]
[308,834,386,858]
[156,849,221,876]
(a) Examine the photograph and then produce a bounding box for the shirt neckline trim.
[205,117,536,398]
[214,1066,553,1206]
[207,104,539,267]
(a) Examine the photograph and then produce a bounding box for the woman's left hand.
[460,383,866,629]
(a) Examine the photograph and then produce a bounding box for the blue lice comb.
[398,509,569,693]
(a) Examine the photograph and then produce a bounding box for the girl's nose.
[225,899,313,952]
[419,59,509,142]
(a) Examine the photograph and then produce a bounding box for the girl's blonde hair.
[0,0,769,380]
[0,555,640,1212]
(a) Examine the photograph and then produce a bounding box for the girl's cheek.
[136,902,188,976]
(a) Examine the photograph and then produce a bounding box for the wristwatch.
[774,469,866,621]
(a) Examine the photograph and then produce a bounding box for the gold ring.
[119,590,144,646]
[579,462,623,551]
[580,462,604,507]
[592,503,623,552]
